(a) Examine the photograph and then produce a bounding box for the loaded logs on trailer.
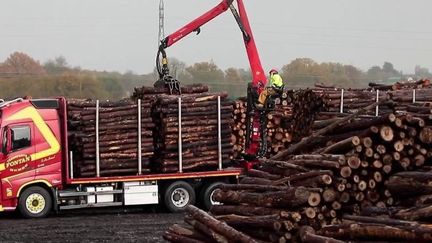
[67,98,156,177]
[153,92,234,173]
[164,93,432,242]
[68,84,234,177]
[232,89,325,157]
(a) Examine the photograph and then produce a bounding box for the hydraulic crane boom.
[235,0,267,93]
[161,0,231,48]
[156,0,269,158]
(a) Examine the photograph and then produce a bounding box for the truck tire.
[18,186,52,218]
[164,181,195,213]
[202,182,224,211]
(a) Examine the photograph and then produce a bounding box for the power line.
[253,23,432,35]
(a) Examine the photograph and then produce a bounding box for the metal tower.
[158,0,165,43]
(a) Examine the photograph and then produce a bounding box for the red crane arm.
[158,0,267,92]
[161,0,232,48]
[236,0,267,91]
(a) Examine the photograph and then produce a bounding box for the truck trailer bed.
[67,168,242,184]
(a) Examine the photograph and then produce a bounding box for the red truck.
[0,97,242,218]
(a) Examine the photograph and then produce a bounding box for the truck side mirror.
[2,128,8,155]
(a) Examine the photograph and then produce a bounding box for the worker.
[257,69,284,108]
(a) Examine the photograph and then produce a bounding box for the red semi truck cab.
[0,98,241,218]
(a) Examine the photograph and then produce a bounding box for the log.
[419,127,432,144]
[321,136,360,154]
[260,159,309,172]
[380,126,394,141]
[157,92,229,105]
[185,205,258,243]
[319,222,432,241]
[299,226,344,243]
[239,177,273,185]
[167,224,209,242]
[213,187,315,208]
[210,205,301,221]
[394,205,432,221]
[184,217,228,243]
[247,169,281,180]
[215,214,283,231]
[291,174,333,188]
[385,172,432,197]
[323,188,338,203]
[272,170,333,186]
[218,184,289,192]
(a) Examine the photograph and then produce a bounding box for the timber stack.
[67,99,155,177]
[232,98,248,158]
[369,78,431,91]
[164,107,432,242]
[313,88,387,115]
[68,84,233,177]
[313,79,432,130]
[232,89,324,157]
[152,92,234,173]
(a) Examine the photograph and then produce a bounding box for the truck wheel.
[164,181,195,213]
[18,186,52,218]
[202,182,224,211]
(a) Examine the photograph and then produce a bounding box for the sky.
[1,0,431,74]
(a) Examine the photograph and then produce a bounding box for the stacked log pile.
[232,89,324,157]
[67,99,155,177]
[313,88,388,115]
[164,107,432,242]
[390,88,432,116]
[369,78,431,91]
[152,92,234,173]
[68,84,231,177]
[313,79,432,130]
[232,98,248,158]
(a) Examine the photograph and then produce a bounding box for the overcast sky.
[1,0,431,74]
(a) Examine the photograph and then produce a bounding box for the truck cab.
[0,98,66,216]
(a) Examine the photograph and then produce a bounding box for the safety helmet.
[269,69,278,75]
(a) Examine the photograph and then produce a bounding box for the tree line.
[0,52,430,100]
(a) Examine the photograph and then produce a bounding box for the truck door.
[0,123,36,200]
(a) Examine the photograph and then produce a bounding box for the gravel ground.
[0,207,183,243]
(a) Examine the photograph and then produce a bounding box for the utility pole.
[158,0,165,43]
[158,0,177,79]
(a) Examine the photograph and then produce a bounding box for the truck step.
[59,202,123,210]
[59,190,123,198]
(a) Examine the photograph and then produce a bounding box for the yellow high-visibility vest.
[270,73,283,88]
